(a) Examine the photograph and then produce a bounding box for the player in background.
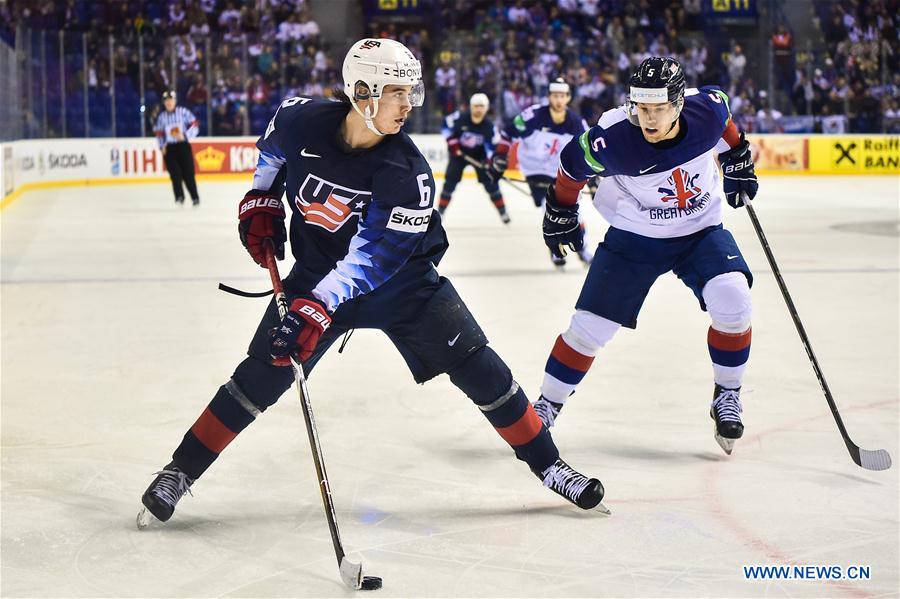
[437,93,510,224]
[138,39,608,527]
[494,78,594,267]
[154,90,201,206]
[533,57,759,456]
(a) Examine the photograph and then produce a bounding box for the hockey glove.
[447,138,462,157]
[268,296,332,366]
[238,190,287,268]
[719,132,758,208]
[484,152,508,183]
[542,184,584,259]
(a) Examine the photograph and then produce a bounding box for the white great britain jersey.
[503,104,589,178]
[558,87,734,238]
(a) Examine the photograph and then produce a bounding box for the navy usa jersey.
[253,97,447,312]
[442,110,499,160]
[559,87,738,238]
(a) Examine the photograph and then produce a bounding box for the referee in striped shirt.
[155,91,201,206]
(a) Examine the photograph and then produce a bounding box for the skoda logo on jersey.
[658,168,703,210]
[296,173,371,232]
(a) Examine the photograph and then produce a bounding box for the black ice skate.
[549,249,566,269]
[498,208,511,224]
[136,462,195,529]
[710,385,744,455]
[537,459,609,514]
[577,248,593,266]
[533,395,564,428]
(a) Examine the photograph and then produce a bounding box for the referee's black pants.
[163,142,199,203]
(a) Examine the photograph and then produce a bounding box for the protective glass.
[377,81,425,107]
[626,98,682,127]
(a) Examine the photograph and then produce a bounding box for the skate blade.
[715,433,735,455]
[136,506,156,530]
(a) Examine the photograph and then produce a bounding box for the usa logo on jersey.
[295,173,371,232]
[658,168,703,209]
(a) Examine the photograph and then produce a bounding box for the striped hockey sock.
[540,335,595,405]
[707,326,751,389]
[172,380,261,479]
[479,381,559,473]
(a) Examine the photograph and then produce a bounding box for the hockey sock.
[540,335,594,403]
[171,357,293,479]
[438,194,451,213]
[540,311,619,403]
[489,191,505,213]
[480,381,559,473]
[172,380,261,480]
[449,346,559,473]
[707,326,751,389]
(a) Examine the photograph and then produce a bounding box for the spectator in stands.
[727,44,747,98]
[772,24,794,94]
[187,75,209,107]
[755,93,783,133]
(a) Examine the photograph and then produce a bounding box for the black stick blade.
[856,447,892,471]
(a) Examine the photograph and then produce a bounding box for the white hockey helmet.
[342,38,424,135]
[469,92,490,108]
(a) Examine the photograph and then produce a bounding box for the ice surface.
[2,175,898,597]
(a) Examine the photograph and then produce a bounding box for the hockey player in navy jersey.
[438,93,510,224]
[533,57,759,456]
[138,39,607,527]
[496,79,594,268]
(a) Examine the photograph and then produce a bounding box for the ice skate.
[550,250,566,270]
[498,207,511,224]
[533,395,563,428]
[577,248,593,266]
[537,459,609,514]
[137,462,195,529]
[710,385,744,455]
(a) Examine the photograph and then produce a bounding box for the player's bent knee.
[448,346,514,406]
[563,310,621,355]
[231,355,295,411]
[703,272,752,332]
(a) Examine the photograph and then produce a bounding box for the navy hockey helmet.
[626,56,686,127]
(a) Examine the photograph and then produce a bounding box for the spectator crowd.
[4,0,898,136]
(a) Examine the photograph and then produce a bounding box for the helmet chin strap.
[350,98,385,136]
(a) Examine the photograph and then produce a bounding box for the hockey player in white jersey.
[533,57,759,455]
[496,78,594,268]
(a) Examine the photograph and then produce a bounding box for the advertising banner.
[748,134,807,171]
[808,136,900,174]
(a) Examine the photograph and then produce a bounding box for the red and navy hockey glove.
[447,138,462,157]
[268,296,332,366]
[542,184,584,259]
[719,132,758,208]
[238,190,287,267]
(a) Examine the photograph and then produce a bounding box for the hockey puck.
[360,576,382,591]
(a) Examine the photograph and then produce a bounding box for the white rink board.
[1,175,898,598]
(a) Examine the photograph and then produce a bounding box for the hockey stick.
[743,196,892,471]
[263,245,383,590]
[461,154,533,198]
